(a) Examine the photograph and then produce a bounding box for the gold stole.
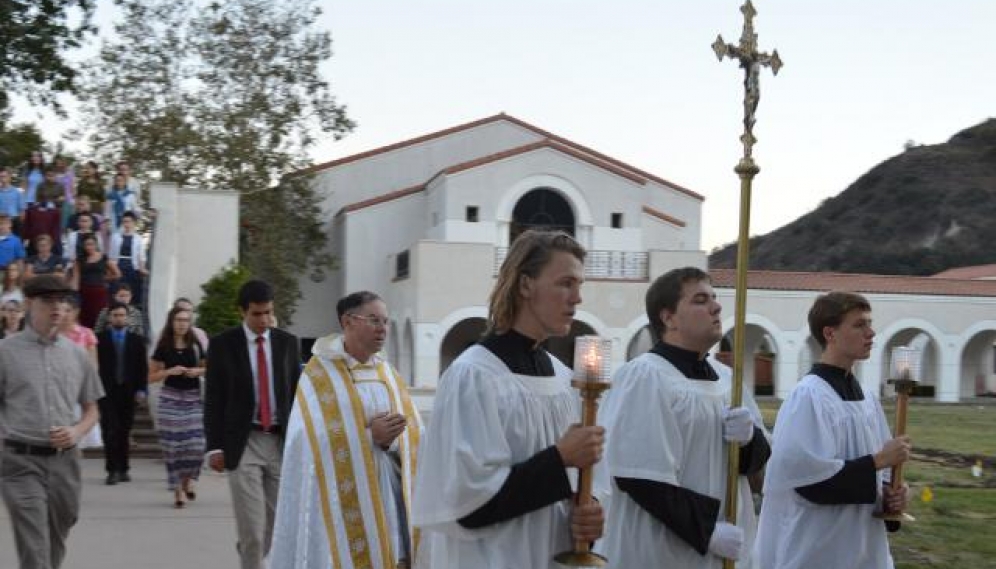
[296,355,420,569]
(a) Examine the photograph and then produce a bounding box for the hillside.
[709,119,996,275]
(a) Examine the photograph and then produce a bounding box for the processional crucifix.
[711,2,781,568]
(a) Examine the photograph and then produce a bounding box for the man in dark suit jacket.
[96,301,149,485]
[204,280,301,569]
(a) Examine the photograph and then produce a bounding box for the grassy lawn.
[758,400,996,568]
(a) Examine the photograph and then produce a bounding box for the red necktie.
[256,335,272,430]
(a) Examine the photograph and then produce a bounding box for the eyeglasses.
[346,313,391,328]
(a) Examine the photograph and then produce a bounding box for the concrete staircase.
[83,403,163,459]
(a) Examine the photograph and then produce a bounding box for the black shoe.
[105,472,120,485]
[118,472,132,483]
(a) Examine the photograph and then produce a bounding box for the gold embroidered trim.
[296,377,342,569]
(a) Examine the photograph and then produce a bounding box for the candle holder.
[875,346,920,522]
[554,336,612,568]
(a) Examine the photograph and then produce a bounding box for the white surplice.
[412,344,604,569]
[754,373,894,569]
[270,336,422,569]
[598,353,765,569]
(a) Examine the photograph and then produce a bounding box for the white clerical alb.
[412,345,605,569]
[270,335,422,569]
[598,353,765,569]
[754,373,894,569]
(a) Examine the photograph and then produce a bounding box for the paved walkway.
[1,458,241,569]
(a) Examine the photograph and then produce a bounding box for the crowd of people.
[0,228,915,569]
[0,153,148,330]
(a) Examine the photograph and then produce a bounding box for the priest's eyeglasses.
[347,313,391,328]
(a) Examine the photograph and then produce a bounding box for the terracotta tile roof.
[642,205,687,227]
[301,113,704,200]
[297,114,506,176]
[931,264,996,279]
[497,115,704,201]
[339,140,649,214]
[338,183,426,214]
[443,139,647,184]
[709,269,996,298]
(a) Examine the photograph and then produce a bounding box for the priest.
[599,267,770,568]
[754,292,911,569]
[412,230,606,569]
[270,291,423,569]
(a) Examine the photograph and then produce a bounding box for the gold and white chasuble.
[271,335,423,569]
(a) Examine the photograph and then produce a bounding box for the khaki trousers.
[0,449,82,569]
[228,431,282,569]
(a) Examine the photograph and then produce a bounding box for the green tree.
[196,263,252,336]
[76,0,355,323]
[0,122,45,170]
[73,0,200,182]
[0,0,97,114]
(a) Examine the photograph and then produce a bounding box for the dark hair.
[336,291,382,325]
[0,166,9,175]
[0,299,25,336]
[487,230,586,335]
[808,291,872,350]
[173,296,193,307]
[24,151,44,172]
[237,279,273,309]
[645,267,711,339]
[0,213,10,222]
[108,301,129,314]
[114,282,132,293]
[122,211,138,221]
[155,306,201,356]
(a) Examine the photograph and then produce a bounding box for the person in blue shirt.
[95,301,149,485]
[20,150,45,205]
[0,213,26,273]
[0,167,25,235]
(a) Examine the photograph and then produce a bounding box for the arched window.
[510,188,575,242]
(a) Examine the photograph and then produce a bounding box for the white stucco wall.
[312,120,544,219]
[148,183,239,336]
[714,288,996,401]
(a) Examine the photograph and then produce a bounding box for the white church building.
[273,113,996,406]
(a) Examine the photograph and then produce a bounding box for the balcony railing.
[494,248,648,280]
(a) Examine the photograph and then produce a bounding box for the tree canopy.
[77,0,355,323]
[0,0,97,114]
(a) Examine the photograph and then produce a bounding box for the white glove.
[722,406,754,444]
[708,521,745,560]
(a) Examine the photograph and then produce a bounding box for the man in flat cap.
[0,275,105,569]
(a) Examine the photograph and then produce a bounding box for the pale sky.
[14,0,996,250]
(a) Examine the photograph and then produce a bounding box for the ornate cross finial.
[712,0,782,165]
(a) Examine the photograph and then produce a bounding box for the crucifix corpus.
[711,2,782,567]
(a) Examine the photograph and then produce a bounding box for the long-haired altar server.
[412,230,606,569]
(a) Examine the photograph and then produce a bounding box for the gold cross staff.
[712,3,782,568]
[712,0,783,163]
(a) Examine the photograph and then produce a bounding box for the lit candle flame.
[585,344,600,380]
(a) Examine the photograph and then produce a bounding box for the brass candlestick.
[876,346,920,522]
[554,336,612,568]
